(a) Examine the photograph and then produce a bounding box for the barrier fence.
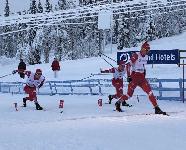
[0,78,185,102]
[179,50,186,66]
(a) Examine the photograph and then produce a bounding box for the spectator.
[51,58,60,78]
[18,59,26,79]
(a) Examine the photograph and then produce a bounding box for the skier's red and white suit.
[24,71,45,101]
[101,66,126,99]
[120,52,158,107]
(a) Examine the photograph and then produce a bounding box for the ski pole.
[91,73,110,76]
[98,52,117,63]
[137,95,140,102]
[101,57,127,79]
[79,73,95,81]
[0,73,13,79]
[101,57,115,68]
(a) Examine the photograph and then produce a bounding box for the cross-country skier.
[12,69,45,110]
[100,60,130,107]
[114,41,166,115]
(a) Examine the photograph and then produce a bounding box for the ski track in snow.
[1,103,185,128]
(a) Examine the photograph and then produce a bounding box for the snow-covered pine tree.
[15,23,29,61]
[4,0,10,17]
[43,42,50,63]
[3,25,15,58]
[30,0,38,14]
[58,0,67,10]
[45,0,52,13]
[38,0,43,13]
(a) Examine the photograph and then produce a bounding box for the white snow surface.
[0,32,186,149]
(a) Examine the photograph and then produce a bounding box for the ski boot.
[35,103,43,110]
[108,95,113,104]
[122,100,131,107]
[155,106,166,115]
[23,98,27,107]
[115,101,122,112]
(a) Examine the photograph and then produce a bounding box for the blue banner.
[117,50,179,64]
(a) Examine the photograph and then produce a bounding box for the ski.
[105,102,133,107]
[20,105,46,111]
[112,110,184,116]
[122,104,133,107]
[113,109,124,112]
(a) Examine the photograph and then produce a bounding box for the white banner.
[98,10,112,29]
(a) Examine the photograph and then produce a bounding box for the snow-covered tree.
[38,0,43,13]
[58,0,68,10]
[45,0,52,13]
[3,25,15,58]
[30,0,38,14]
[4,0,10,17]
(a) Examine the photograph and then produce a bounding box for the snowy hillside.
[0,29,186,150]
[1,31,186,82]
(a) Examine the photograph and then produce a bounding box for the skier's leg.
[120,82,137,102]
[108,80,121,104]
[23,85,32,107]
[109,80,123,104]
[140,80,166,115]
[34,102,43,110]
[139,80,157,107]
[33,93,43,110]
[115,82,137,112]
[23,98,27,107]
[24,86,43,110]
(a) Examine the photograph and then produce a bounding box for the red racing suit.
[23,71,45,101]
[101,67,126,99]
[120,52,158,107]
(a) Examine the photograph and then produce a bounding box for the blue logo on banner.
[117,50,179,64]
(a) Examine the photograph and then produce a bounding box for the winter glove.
[127,76,132,83]
[12,70,17,74]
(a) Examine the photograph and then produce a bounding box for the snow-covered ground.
[0,31,186,150]
[0,94,186,150]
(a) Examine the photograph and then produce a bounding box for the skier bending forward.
[12,69,45,110]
